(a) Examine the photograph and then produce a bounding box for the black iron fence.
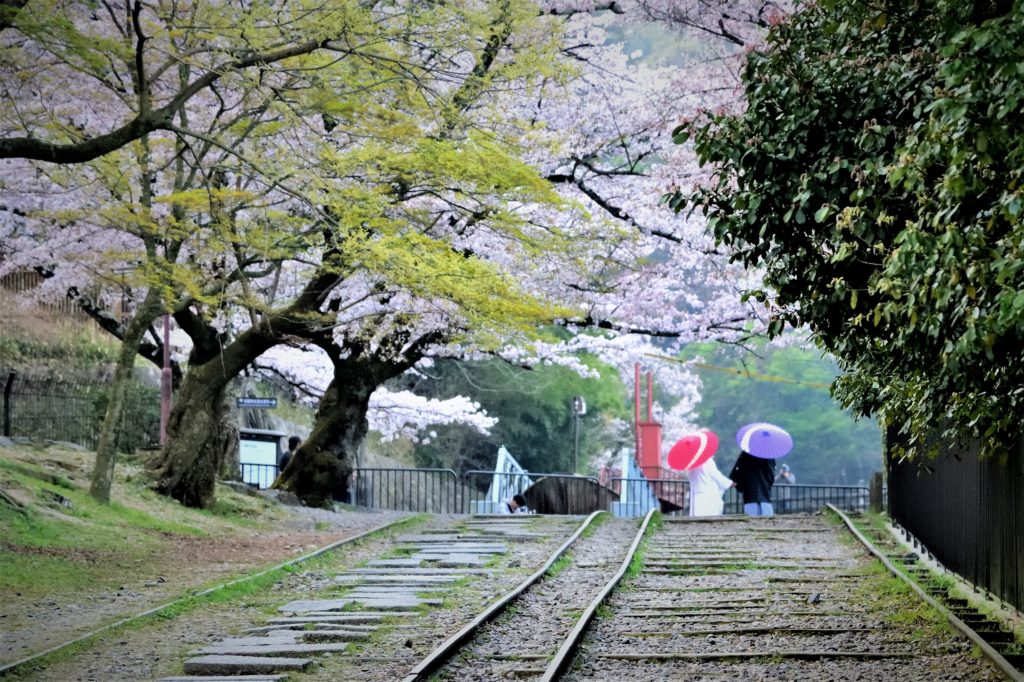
[888,433,1024,613]
[240,462,279,490]
[347,467,870,518]
[351,467,471,514]
[0,369,159,452]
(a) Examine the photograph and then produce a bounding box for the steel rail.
[400,510,607,682]
[539,507,657,681]
[0,516,411,677]
[826,504,1024,682]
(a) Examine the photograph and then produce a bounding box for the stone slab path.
[157,515,579,681]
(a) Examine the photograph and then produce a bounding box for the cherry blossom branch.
[565,313,756,339]
[0,37,343,163]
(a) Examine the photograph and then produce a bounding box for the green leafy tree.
[2,0,573,508]
[681,343,882,485]
[401,356,629,475]
[669,0,1024,460]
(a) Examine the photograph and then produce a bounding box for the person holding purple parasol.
[729,423,794,516]
[729,451,775,516]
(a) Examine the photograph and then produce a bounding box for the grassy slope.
[0,444,290,598]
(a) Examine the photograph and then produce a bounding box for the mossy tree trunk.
[279,334,437,507]
[151,324,276,508]
[89,289,163,503]
[149,264,383,508]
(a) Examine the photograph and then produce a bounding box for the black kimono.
[729,451,776,505]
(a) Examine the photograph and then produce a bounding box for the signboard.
[239,438,278,489]
[237,397,277,409]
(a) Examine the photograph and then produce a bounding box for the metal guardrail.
[770,484,869,514]
[239,462,279,490]
[346,467,870,517]
[608,477,688,516]
[351,467,466,514]
[462,470,612,515]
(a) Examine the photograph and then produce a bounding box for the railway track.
[407,510,1019,682]
[406,510,655,681]
[14,508,1020,681]
[154,512,590,681]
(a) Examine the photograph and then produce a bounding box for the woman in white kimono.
[687,457,734,516]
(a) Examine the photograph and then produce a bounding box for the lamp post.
[571,395,586,473]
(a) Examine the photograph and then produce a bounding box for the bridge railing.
[463,470,612,515]
[609,477,688,516]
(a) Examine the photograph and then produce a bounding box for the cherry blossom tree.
[1,1,785,507]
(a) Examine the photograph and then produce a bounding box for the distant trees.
[680,343,881,485]
[395,356,630,475]
[671,0,1024,459]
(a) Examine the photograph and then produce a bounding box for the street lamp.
[571,395,586,473]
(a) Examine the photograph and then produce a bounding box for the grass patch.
[624,511,661,580]
[581,510,608,538]
[1,557,305,678]
[0,445,310,597]
[546,554,573,578]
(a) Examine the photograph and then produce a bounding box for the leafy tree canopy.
[679,342,882,485]
[399,355,629,475]
[670,0,1024,461]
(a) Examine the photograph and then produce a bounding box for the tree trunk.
[150,365,235,507]
[89,290,162,503]
[279,376,370,508]
[151,327,273,508]
[278,342,426,507]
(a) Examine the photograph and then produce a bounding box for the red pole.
[634,363,641,463]
[646,371,653,421]
[159,313,171,446]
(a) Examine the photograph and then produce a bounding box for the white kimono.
[687,458,733,517]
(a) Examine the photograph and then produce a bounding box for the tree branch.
[0,37,335,163]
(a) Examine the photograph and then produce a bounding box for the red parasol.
[666,430,720,471]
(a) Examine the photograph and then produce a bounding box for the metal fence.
[240,462,279,490]
[347,467,870,517]
[769,484,870,514]
[609,477,688,516]
[0,369,159,452]
[351,467,471,514]
[464,470,614,515]
[888,433,1024,613]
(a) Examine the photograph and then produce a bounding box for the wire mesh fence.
[0,369,159,452]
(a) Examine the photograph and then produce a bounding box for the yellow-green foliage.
[7,0,580,360]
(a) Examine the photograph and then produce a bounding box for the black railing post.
[869,471,884,513]
[2,371,14,437]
